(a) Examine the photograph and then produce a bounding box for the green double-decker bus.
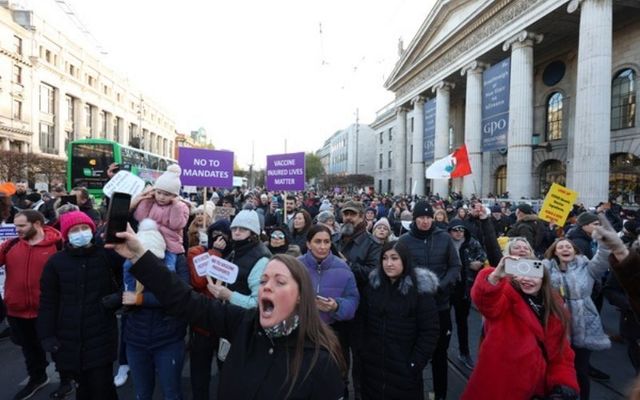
[66,138,176,200]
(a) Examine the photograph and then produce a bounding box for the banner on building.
[178,147,234,188]
[266,152,306,191]
[423,98,436,163]
[481,58,510,151]
[538,183,578,227]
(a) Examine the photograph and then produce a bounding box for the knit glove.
[41,337,61,353]
[592,214,628,259]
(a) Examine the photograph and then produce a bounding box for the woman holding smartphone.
[462,255,578,400]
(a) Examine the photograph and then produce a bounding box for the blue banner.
[423,98,436,163]
[482,58,510,151]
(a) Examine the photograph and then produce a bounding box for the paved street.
[0,301,633,400]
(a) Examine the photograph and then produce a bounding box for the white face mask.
[68,229,93,247]
[198,230,208,247]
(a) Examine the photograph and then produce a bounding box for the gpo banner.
[423,98,436,163]
[481,58,510,151]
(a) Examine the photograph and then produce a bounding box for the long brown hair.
[270,254,346,397]
[543,238,581,264]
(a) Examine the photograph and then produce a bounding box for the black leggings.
[432,309,453,399]
[451,282,471,355]
[573,346,591,400]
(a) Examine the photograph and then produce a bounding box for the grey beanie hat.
[230,210,261,235]
[317,210,335,223]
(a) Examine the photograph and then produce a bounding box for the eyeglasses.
[271,232,285,239]
[450,227,465,232]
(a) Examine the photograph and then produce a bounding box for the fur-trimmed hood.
[369,267,439,296]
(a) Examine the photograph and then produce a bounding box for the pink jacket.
[133,198,189,253]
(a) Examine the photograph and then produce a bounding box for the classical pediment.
[385,0,494,90]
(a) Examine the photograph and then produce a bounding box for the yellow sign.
[538,183,578,226]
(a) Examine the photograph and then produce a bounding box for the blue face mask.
[68,229,93,248]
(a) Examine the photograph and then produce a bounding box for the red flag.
[451,145,472,178]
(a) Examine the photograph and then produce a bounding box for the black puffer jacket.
[397,224,461,310]
[360,267,440,400]
[226,239,272,295]
[37,245,122,372]
[334,226,382,291]
[566,226,594,259]
[129,252,345,400]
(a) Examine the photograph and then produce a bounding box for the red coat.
[0,226,61,318]
[462,268,578,400]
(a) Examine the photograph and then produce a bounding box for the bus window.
[149,155,159,170]
[158,158,167,171]
[70,143,114,190]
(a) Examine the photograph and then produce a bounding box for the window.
[495,166,507,197]
[12,99,22,120]
[39,123,56,154]
[379,132,383,144]
[45,49,51,63]
[13,35,22,55]
[611,69,636,130]
[39,83,55,114]
[410,117,414,133]
[410,145,413,163]
[66,95,74,121]
[388,128,393,141]
[12,64,22,84]
[538,160,566,197]
[387,179,392,193]
[388,151,392,168]
[378,180,382,194]
[546,92,564,141]
[379,153,383,169]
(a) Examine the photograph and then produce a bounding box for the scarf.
[409,221,434,240]
[264,314,300,339]
[520,291,545,326]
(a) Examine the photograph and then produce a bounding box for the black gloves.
[41,337,61,353]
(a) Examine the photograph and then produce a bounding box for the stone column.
[1,138,9,151]
[411,96,426,197]
[567,0,612,207]
[55,88,66,157]
[90,106,99,138]
[481,153,492,197]
[106,112,114,141]
[432,81,454,197]
[118,118,127,146]
[461,61,487,198]
[393,106,408,195]
[502,31,542,199]
[74,100,85,139]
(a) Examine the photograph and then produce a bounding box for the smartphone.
[504,258,544,278]
[105,192,131,243]
[59,195,77,206]
[316,295,329,302]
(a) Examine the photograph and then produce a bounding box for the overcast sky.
[30,0,436,168]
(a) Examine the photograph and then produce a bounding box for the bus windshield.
[70,142,115,190]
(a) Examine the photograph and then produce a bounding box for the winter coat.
[123,254,190,349]
[0,226,62,318]
[544,246,612,350]
[397,224,461,310]
[604,268,640,341]
[290,229,309,254]
[566,227,594,259]
[187,245,222,337]
[334,227,381,292]
[133,198,190,254]
[462,268,578,400]
[37,245,122,371]
[226,240,272,309]
[360,268,440,400]
[129,251,345,400]
[299,252,359,325]
[78,199,102,226]
[507,214,539,251]
[609,248,640,318]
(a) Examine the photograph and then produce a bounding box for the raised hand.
[592,214,628,260]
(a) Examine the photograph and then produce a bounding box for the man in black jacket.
[334,200,381,400]
[398,200,461,400]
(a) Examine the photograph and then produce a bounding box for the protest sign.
[208,255,239,284]
[103,171,146,198]
[213,206,236,222]
[0,225,17,242]
[266,152,305,191]
[178,147,234,188]
[538,183,578,226]
[193,252,212,277]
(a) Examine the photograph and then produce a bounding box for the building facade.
[322,123,376,176]
[0,2,176,161]
[373,0,639,206]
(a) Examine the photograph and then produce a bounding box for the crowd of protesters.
[1,165,640,400]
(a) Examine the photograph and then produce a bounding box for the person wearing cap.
[447,219,486,371]
[206,210,272,310]
[37,211,122,399]
[507,203,541,254]
[334,199,382,399]
[567,212,600,259]
[397,200,461,400]
[132,164,190,273]
[0,210,62,400]
[490,203,510,237]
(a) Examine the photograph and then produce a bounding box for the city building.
[320,123,376,176]
[0,2,176,161]
[373,0,639,206]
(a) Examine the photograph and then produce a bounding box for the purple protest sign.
[178,147,234,188]
[266,152,305,191]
